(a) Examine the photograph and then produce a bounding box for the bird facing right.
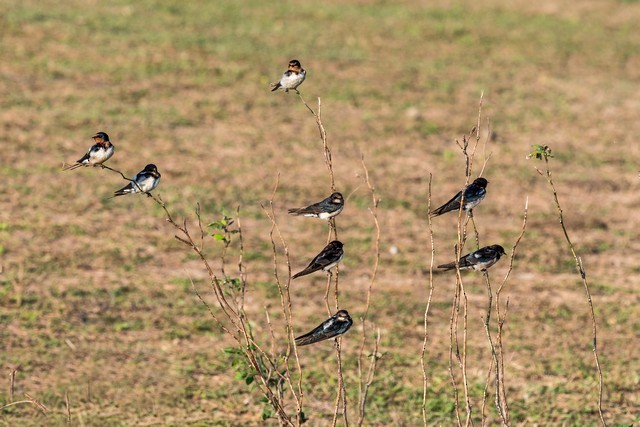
[295,310,353,346]
[292,240,344,279]
[64,132,114,170]
[288,192,344,220]
[437,244,506,272]
[113,164,161,197]
[271,59,306,93]
[431,177,488,217]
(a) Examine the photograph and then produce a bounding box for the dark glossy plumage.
[295,310,353,346]
[431,177,488,217]
[292,240,344,279]
[438,244,506,271]
[113,164,161,197]
[288,192,344,220]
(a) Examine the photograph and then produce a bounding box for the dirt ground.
[1,0,639,425]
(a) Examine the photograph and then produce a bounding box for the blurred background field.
[1,0,639,425]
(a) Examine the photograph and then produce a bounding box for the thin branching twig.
[96,164,299,425]
[297,93,348,425]
[529,145,607,426]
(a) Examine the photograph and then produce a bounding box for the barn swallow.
[64,132,114,170]
[113,164,161,197]
[288,192,344,220]
[271,59,306,93]
[431,177,488,217]
[437,244,506,271]
[292,240,344,279]
[295,310,353,346]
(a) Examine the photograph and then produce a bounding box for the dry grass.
[1,0,639,425]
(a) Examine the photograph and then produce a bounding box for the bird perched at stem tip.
[112,164,161,197]
[292,240,344,279]
[63,132,114,170]
[271,59,306,93]
[295,310,353,346]
[288,192,344,220]
[431,177,488,217]
[438,244,506,272]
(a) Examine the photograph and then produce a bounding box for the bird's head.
[493,245,507,256]
[331,192,344,204]
[288,59,302,71]
[92,131,109,142]
[329,240,344,249]
[335,310,351,321]
[474,177,489,188]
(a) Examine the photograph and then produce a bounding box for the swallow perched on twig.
[113,164,161,197]
[64,132,114,170]
[271,59,306,93]
[292,240,344,279]
[288,192,344,220]
[431,177,488,217]
[295,310,353,346]
[438,244,506,272]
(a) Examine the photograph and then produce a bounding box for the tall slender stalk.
[421,174,436,426]
[529,145,606,426]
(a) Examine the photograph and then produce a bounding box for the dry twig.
[529,145,607,426]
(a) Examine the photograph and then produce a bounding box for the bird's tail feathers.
[62,162,82,171]
[291,270,305,279]
[294,335,314,346]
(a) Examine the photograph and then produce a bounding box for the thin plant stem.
[357,157,382,427]
[531,148,606,426]
[421,174,436,426]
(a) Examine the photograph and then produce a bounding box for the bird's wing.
[289,202,323,216]
[431,190,462,216]
[465,184,486,200]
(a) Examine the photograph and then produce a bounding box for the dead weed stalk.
[356,156,382,427]
[298,93,349,426]
[421,174,436,427]
[529,144,607,427]
[94,165,303,426]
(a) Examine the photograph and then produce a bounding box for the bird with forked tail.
[292,240,344,279]
[288,192,344,220]
[295,310,353,346]
[438,244,506,272]
[63,132,114,171]
[431,177,488,217]
[112,164,161,197]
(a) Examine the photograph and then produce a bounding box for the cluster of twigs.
[297,93,383,426]
[0,369,48,415]
[52,90,383,426]
[5,94,609,426]
[423,96,529,426]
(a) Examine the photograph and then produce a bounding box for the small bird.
[438,244,506,272]
[64,132,114,170]
[271,59,306,93]
[431,177,489,217]
[295,310,353,346]
[292,240,344,279]
[288,192,344,220]
[113,164,161,197]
